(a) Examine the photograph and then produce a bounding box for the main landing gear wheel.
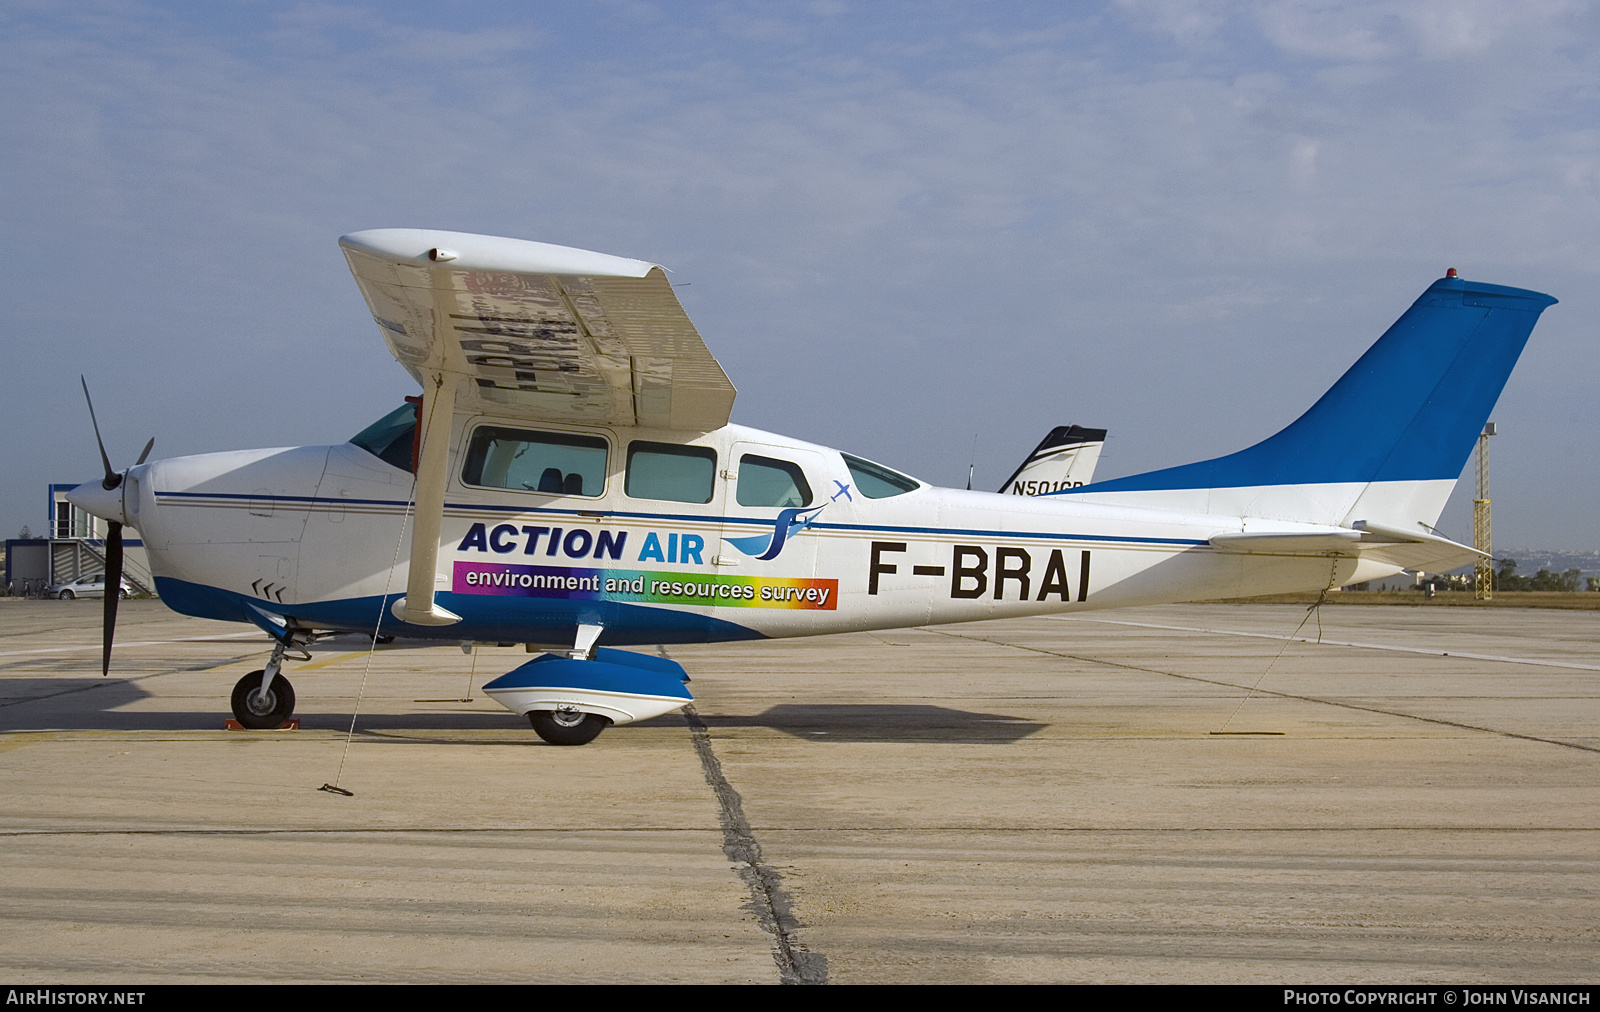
[231,669,296,729]
[528,707,611,746]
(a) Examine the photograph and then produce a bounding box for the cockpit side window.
[842,453,921,499]
[626,441,717,504]
[462,427,608,497]
[737,455,813,507]
[350,402,418,473]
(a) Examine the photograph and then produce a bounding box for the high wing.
[339,229,737,628]
[339,229,736,432]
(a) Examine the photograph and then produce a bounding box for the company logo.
[724,505,825,561]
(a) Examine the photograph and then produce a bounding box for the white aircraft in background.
[68,233,1556,745]
[999,425,1107,495]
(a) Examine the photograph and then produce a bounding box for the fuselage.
[112,410,1396,648]
[54,230,1553,742]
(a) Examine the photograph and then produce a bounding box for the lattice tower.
[1474,429,1492,600]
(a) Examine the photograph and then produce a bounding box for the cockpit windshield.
[842,454,921,498]
[350,403,418,473]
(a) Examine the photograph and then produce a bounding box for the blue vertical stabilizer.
[1064,276,1556,494]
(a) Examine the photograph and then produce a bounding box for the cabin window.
[462,427,608,497]
[736,454,812,508]
[349,403,418,473]
[843,454,920,499]
[626,441,717,504]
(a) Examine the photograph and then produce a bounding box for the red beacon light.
[1446,268,1459,278]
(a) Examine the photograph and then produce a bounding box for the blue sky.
[4,0,1597,550]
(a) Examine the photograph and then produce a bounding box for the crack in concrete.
[680,701,826,985]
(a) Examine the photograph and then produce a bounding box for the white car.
[46,574,130,600]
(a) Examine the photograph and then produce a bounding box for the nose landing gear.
[229,639,302,728]
[231,669,296,728]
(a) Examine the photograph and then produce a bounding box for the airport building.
[3,484,156,597]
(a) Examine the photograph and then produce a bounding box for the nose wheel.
[231,669,296,729]
[528,707,611,745]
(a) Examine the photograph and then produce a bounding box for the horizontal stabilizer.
[1209,530,1363,554]
[1210,521,1483,572]
[1349,520,1486,571]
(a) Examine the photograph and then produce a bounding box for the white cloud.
[1116,0,1230,48]
[1253,2,1401,62]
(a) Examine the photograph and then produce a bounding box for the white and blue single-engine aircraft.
[68,231,1557,744]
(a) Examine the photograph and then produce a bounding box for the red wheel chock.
[223,718,300,730]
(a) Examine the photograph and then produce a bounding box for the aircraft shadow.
[0,677,163,731]
[684,703,1046,744]
[0,678,1043,743]
[0,676,522,733]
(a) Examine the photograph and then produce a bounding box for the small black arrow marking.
[252,579,263,595]
[275,587,285,603]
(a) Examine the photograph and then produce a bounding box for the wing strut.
[391,368,463,626]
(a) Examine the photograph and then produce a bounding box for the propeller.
[79,377,154,677]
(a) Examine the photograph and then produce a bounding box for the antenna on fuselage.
[966,432,978,491]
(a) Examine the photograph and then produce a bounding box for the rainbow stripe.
[454,561,837,610]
